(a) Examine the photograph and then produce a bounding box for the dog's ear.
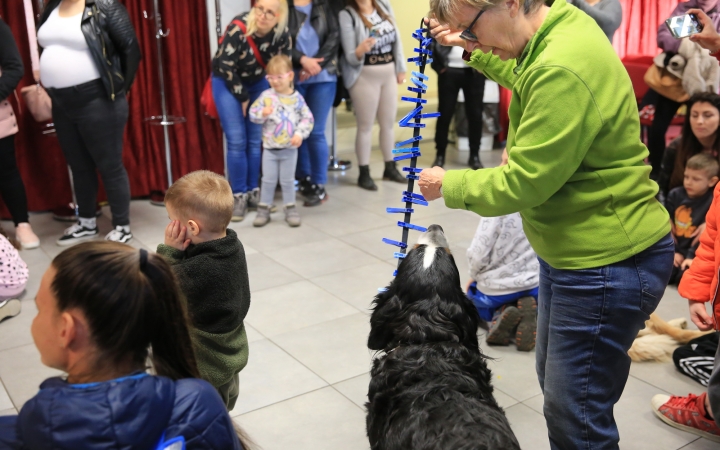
[369,291,404,351]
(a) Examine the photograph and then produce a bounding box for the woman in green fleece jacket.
[422,0,674,448]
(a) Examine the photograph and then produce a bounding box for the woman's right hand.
[424,17,465,48]
[689,300,714,331]
[355,37,376,59]
[688,9,720,53]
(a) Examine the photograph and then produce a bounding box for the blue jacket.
[0,373,242,449]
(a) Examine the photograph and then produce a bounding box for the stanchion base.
[328,159,352,171]
[144,115,187,126]
[150,191,166,207]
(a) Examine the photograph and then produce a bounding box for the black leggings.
[47,80,130,227]
[643,89,681,176]
[0,134,30,225]
[435,68,486,156]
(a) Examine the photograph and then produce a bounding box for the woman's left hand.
[397,72,406,85]
[300,56,324,77]
[419,166,446,201]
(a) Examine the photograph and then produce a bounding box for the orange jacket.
[678,183,720,329]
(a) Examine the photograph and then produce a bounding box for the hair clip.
[403,191,426,200]
[406,174,420,181]
[398,221,428,232]
[396,136,423,147]
[413,48,432,55]
[378,287,388,293]
[394,152,422,162]
[410,78,428,90]
[392,146,421,154]
[382,238,408,248]
[402,196,429,206]
[407,87,427,94]
[402,167,423,173]
[424,58,434,65]
[419,112,441,119]
[401,97,428,104]
[407,56,423,63]
[394,252,407,259]
[386,207,415,214]
[412,71,429,81]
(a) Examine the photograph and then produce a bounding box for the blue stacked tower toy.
[381,21,440,280]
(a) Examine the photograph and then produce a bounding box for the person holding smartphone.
[689,8,720,55]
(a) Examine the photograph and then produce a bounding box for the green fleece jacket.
[443,0,670,269]
[157,228,250,388]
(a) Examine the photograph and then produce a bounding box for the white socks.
[79,217,97,229]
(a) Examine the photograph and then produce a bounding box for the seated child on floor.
[466,212,539,351]
[0,227,27,323]
[159,170,251,410]
[665,153,719,285]
[249,54,314,228]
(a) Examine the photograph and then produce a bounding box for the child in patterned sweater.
[249,54,314,228]
[0,227,27,323]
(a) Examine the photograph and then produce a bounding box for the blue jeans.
[536,233,674,449]
[212,75,269,194]
[295,81,336,185]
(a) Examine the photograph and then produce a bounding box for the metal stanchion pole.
[144,0,186,206]
[328,107,351,171]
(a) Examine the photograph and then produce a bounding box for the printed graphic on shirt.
[674,205,697,238]
[364,10,396,65]
[249,90,314,149]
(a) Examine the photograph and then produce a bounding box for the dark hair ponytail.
[51,241,200,380]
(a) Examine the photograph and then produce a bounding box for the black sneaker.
[56,222,99,246]
[304,185,328,207]
[105,226,133,244]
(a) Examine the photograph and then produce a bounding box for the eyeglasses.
[254,6,277,20]
[459,8,485,42]
[265,71,293,81]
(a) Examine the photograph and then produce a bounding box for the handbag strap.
[22,0,40,84]
[220,19,267,70]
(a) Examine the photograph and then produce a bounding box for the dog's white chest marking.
[423,245,437,269]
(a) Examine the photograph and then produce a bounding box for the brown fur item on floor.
[629,313,714,362]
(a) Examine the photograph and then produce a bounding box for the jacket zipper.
[94,6,116,100]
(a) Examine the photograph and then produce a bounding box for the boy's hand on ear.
[165,220,191,251]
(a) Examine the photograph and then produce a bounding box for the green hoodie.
[442,0,670,269]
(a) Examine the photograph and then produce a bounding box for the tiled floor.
[0,118,717,449]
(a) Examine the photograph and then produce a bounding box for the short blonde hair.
[266,54,293,74]
[687,153,720,179]
[164,170,233,233]
[429,0,545,25]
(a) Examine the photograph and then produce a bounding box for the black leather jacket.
[287,0,339,75]
[39,0,141,100]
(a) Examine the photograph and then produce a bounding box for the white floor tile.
[333,373,370,409]
[0,344,62,409]
[265,238,377,279]
[504,403,551,450]
[310,261,396,313]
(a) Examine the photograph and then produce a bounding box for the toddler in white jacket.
[467,212,539,351]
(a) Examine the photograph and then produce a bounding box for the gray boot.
[231,193,248,222]
[247,188,260,211]
[253,203,271,227]
[284,203,301,227]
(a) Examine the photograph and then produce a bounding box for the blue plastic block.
[407,87,426,94]
[401,96,427,104]
[407,56,422,63]
[419,112,441,119]
[386,207,414,214]
[394,252,407,259]
[412,71,429,80]
[393,152,422,161]
[406,174,420,180]
[398,221,428,232]
[399,122,426,128]
[403,191,426,200]
[402,196,429,206]
[398,106,423,126]
[382,238,407,248]
[402,166,423,173]
[410,78,428,90]
[396,136,423,147]
[391,146,421,154]
[413,48,432,55]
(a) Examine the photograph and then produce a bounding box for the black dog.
[367,225,520,450]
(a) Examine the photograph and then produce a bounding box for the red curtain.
[0,0,223,214]
[613,0,682,59]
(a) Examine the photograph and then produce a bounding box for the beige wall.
[391,0,439,101]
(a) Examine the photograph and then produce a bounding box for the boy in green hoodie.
[158,170,251,410]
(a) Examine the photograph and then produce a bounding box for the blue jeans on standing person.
[211,75,269,194]
[295,81,336,186]
[536,233,674,450]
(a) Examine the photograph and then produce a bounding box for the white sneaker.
[0,299,21,322]
[105,226,133,244]
[15,223,39,250]
[56,222,99,246]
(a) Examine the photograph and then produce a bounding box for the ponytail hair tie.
[139,249,149,271]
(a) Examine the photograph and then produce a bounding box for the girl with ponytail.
[0,241,251,449]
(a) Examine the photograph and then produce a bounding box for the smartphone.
[665,13,703,39]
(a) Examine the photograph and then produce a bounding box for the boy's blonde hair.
[266,54,293,74]
[686,153,720,179]
[164,170,233,233]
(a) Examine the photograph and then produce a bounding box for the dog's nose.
[427,224,444,234]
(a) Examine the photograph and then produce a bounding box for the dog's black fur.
[367,225,520,450]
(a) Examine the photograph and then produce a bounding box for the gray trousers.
[260,147,298,205]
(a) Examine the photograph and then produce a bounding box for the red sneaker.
[651,393,720,443]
